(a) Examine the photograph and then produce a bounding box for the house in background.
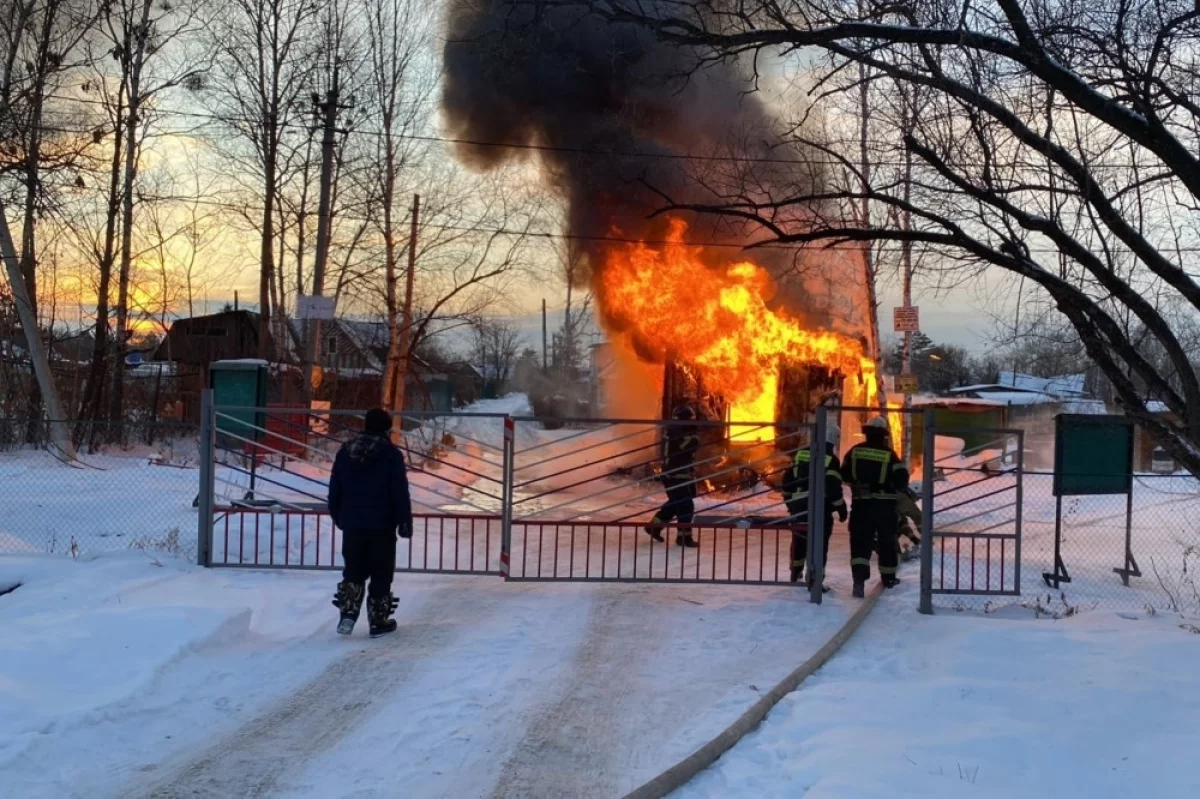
[154,309,268,367]
[288,318,455,412]
[945,371,1104,468]
[1131,400,1180,472]
[152,310,278,418]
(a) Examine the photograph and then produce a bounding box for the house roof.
[996,370,1087,398]
[968,390,1059,406]
[1062,399,1108,414]
[910,395,1009,409]
[948,383,1042,395]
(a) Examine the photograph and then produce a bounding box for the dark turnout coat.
[328,433,413,534]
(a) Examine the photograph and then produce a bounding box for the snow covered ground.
[4,397,1199,797]
[676,580,1200,799]
[0,552,853,798]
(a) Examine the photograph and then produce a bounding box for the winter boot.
[790,565,803,583]
[367,594,399,638]
[644,521,665,543]
[332,580,365,635]
[882,576,900,589]
[676,531,699,548]
[852,580,865,599]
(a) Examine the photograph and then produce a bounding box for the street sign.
[894,374,919,394]
[893,306,920,333]
[296,294,335,320]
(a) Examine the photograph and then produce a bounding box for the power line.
[36,91,1180,172]
[75,186,1200,254]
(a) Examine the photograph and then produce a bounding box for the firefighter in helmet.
[840,416,909,597]
[781,425,847,589]
[644,403,701,548]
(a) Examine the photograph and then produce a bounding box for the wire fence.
[0,419,202,560]
[3,414,1199,616]
[923,463,1200,616]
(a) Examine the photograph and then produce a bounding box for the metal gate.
[501,414,814,585]
[197,392,505,574]
[918,414,1025,613]
[195,395,1026,608]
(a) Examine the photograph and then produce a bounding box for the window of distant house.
[324,336,338,357]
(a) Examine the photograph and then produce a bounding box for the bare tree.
[0,0,100,452]
[209,0,321,358]
[575,0,1200,475]
[469,315,522,387]
[362,0,433,410]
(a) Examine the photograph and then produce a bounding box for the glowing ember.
[598,218,888,441]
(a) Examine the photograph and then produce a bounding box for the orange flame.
[599,218,890,442]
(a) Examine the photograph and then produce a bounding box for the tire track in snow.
[136,583,516,799]
[489,585,665,799]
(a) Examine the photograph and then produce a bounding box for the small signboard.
[310,400,331,436]
[893,306,920,333]
[894,374,919,395]
[1053,414,1134,496]
[296,294,335,320]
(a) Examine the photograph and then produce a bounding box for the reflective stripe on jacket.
[840,443,909,500]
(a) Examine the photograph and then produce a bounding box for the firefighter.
[644,404,701,548]
[781,426,847,589]
[840,416,909,597]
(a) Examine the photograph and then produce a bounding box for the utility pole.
[0,202,75,459]
[542,298,548,373]
[392,194,419,415]
[304,63,347,402]
[900,86,915,465]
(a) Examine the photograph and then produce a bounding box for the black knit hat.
[363,408,392,435]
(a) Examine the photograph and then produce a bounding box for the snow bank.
[677,583,1200,798]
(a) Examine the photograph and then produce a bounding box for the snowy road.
[0,554,853,799]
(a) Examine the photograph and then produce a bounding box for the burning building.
[442,1,897,460]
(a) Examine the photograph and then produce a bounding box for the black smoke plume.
[442,0,827,323]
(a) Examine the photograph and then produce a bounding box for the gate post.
[918,409,935,614]
[197,388,216,567]
[808,407,827,604]
[500,416,514,579]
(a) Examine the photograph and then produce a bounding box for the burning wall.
[443,2,887,437]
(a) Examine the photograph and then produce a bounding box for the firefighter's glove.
[397,521,413,539]
[836,506,848,523]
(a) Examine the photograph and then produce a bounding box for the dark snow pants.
[789,510,834,575]
[848,498,899,583]
[653,476,696,530]
[341,529,397,598]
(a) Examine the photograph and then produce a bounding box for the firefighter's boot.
[333,580,365,635]
[644,519,665,543]
[852,580,865,599]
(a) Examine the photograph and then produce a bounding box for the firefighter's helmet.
[865,416,889,431]
[672,404,696,421]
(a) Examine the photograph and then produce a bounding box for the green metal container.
[209,359,269,443]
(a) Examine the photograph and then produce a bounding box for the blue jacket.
[328,433,413,533]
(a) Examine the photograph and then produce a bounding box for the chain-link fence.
[5,412,1200,617]
[923,462,1200,616]
[0,420,201,560]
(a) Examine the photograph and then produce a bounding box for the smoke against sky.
[441,0,835,322]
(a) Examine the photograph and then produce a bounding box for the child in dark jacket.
[328,408,413,637]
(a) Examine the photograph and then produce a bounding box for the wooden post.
[305,66,341,403]
[0,201,75,459]
[392,194,419,419]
